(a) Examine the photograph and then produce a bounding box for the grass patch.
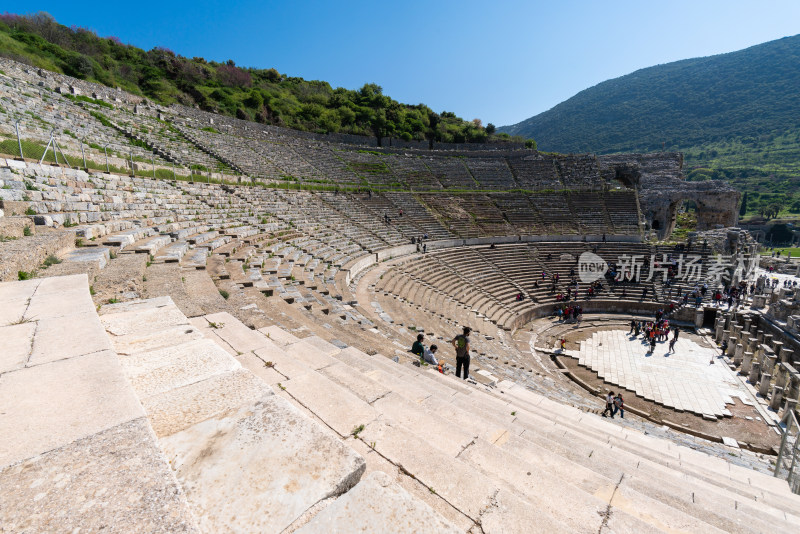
[42,255,62,268]
[18,270,35,280]
[219,289,230,299]
[761,247,800,257]
[23,226,32,236]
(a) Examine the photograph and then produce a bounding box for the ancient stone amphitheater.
[1,58,798,532]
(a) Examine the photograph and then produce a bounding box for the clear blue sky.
[5,1,800,126]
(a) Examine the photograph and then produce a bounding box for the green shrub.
[23,226,32,236]
[18,270,35,280]
[219,289,230,299]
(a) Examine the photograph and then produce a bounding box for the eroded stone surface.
[0,350,145,468]
[160,394,365,533]
[143,369,273,437]
[295,471,461,534]
[119,338,240,398]
[0,417,198,533]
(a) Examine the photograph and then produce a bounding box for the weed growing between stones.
[23,226,32,236]
[351,424,365,437]
[18,270,35,280]
[42,255,61,268]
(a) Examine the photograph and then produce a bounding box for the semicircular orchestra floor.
[563,329,754,420]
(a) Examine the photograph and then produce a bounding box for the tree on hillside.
[485,123,496,135]
[739,191,748,216]
[426,112,441,149]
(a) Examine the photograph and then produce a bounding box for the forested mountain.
[0,12,530,146]
[500,34,800,216]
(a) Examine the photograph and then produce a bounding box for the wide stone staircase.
[2,273,799,532]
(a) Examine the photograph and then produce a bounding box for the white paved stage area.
[564,330,754,419]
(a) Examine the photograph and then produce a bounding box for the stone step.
[0,275,199,532]
[458,380,800,528]
[281,369,378,437]
[99,298,380,532]
[294,470,461,534]
[162,393,366,533]
[494,380,796,507]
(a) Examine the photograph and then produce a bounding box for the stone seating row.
[197,300,800,532]
[93,290,457,532]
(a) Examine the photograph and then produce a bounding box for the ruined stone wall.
[598,153,740,238]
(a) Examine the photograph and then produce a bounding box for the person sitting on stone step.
[423,344,439,366]
[411,333,425,359]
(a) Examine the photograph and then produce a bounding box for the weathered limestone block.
[770,387,784,411]
[759,373,772,397]
[733,343,744,366]
[741,352,754,375]
[160,395,366,533]
[295,471,461,534]
[748,361,761,384]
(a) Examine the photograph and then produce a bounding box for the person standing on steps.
[602,391,615,418]
[451,326,471,380]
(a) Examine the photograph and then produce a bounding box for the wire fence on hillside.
[0,120,244,184]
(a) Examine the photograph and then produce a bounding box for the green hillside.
[500,34,800,216]
[0,12,531,147]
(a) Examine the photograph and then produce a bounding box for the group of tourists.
[601,391,625,419]
[555,304,583,322]
[630,311,680,353]
[410,326,472,380]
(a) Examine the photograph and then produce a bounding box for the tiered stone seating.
[187,303,800,532]
[0,275,197,532]
[458,194,515,236]
[605,191,642,234]
[507,158,561,190]
[466,158,517,189]
[383,192,455,239]
[385,154,444,189]
[424,157,477,189]
[419,193,483,238]
[489,193,543,234]
[568,192,613,235]
[527,192,579,234]
[554,155,602,189]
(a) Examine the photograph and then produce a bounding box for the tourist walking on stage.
[672,326,679,340]
[669,336,677,353]
[613,394,625,418]
[649,335,657,353]
[629,319,636,334]
[602,391,615,418]
[451,326,471,380]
